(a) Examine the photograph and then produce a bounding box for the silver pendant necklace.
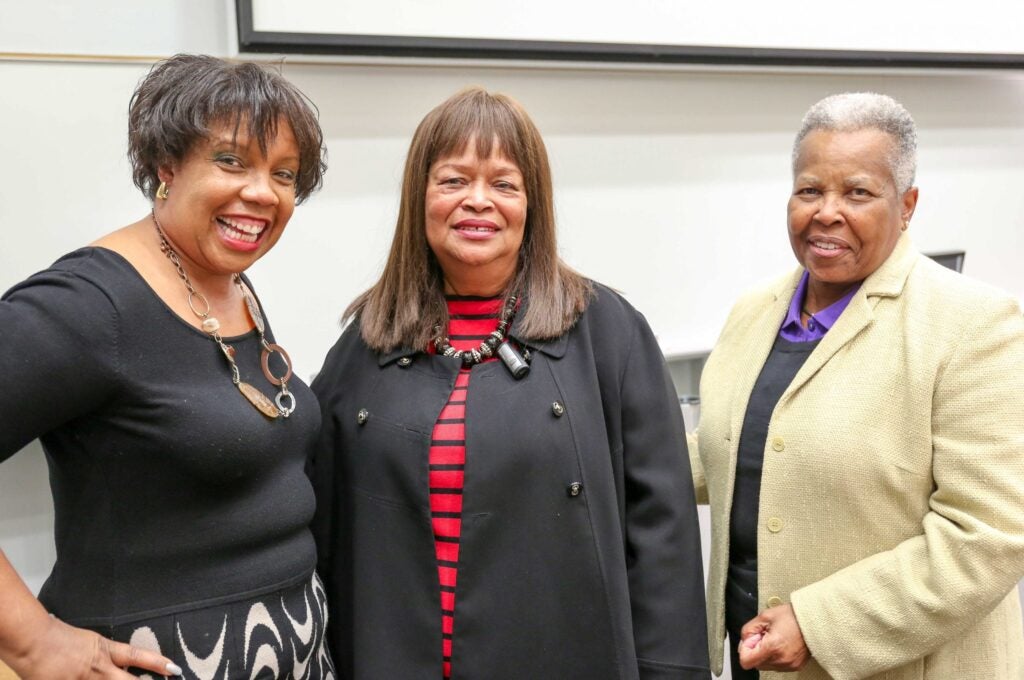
[152,212,295,418]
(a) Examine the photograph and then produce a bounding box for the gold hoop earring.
[156,181,170,200]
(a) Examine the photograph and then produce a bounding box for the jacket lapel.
[780,233,919,403]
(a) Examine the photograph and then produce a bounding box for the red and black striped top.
[429,296,503,679]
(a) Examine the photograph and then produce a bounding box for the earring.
[901,220,909,232]
[156,181,170,200]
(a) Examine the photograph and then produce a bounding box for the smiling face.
[154,118,300,281]
[424,143,528,295]
[788,128,918,307]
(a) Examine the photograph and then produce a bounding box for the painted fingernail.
[166,662,183,676]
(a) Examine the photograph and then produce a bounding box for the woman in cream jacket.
[691,92,1024,679]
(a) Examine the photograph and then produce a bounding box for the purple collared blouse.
[778,271,859,342]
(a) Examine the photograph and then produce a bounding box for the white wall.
[2,2,1022,672]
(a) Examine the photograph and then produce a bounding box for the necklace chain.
[152,212,295,418]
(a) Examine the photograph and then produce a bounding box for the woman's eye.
[796,187,819,196]
[850,187,873,198]
[215,154,242,168]
[275,169,297,183]
[494,181,518,191]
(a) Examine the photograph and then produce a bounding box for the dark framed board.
[237,0,1024,69]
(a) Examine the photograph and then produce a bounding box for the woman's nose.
[240,171,279,206]
[814,192,844,225]
[461,181,492,210]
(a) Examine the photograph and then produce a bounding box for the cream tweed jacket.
[690,235,1024,679]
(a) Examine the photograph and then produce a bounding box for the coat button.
[567,482,583,497]
[771,436,785,452]
[397,357,412,367]
[766,596,783,608]
[766,517,783,533]
[552,401,565,417]
[356,409,369,425]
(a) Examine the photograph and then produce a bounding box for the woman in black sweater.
[0,55,331,679]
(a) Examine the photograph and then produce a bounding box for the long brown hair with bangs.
[347,87,592,353]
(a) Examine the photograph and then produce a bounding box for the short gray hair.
[792,92,917,193]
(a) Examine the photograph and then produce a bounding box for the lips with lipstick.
[453,219,500,239]
[217,216,267,244]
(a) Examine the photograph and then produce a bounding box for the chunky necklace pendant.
[238,381,281,419]
[241,284,266,335]
[496,342,530,379]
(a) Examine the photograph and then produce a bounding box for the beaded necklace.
[433,296,531,378]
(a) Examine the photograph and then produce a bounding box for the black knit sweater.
[0,247,319,627]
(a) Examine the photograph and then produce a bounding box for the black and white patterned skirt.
[100,572,335,679]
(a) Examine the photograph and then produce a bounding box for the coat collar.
[775,232,918,401]
[508,294,569,359]
[722,233,920,475]
[378,345,417,366]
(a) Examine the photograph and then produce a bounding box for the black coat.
[310,284,710,679]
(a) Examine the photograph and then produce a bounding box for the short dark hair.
[128,54,326,203]
[348,86,592,352]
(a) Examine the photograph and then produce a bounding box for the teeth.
[217,217,265,243]
[221,225,258,243]
[218,217,265,235]
[812,241,839,250]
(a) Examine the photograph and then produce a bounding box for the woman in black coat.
[310,87,709,680]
